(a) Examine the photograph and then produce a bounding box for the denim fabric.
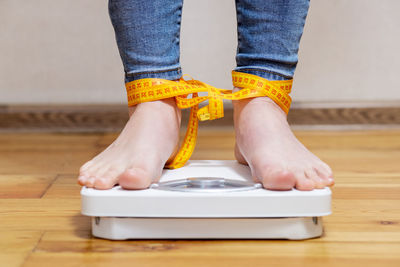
[234,0,310,80]
[108,0,309,83]
[109,0,183,83]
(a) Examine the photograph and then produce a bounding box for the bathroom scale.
[81,160,331,240]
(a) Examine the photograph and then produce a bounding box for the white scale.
[81,160,331,240]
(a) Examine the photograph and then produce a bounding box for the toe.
[258,168,296,191]
[82,164,109,187]
[77,175,88,186]
[94,177,117,190]
[292,168,315,191]
[85,177,96,188]
[93,167,121,189]
[305,168,325,189]
[295,176,315,191]
[79,167,99,186]
[314,166,335,186]
[78,168,91,183]
[118,167,154,190]
[320,162,334,178]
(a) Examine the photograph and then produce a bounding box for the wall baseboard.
[1,102,400,132]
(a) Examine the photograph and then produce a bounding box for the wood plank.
[27,231,400,266]
[0,174,56,198]
[30,229,400,250]
[0,231,42,267]
[0,150,97,175]
[327,173,400,184]
[331,186,400,199]
[293,130,400,150]
[23,251,400,267]
[0,133,101,175]
[0,133,102,151]
[0,199,90,231]
[42,175,82,199]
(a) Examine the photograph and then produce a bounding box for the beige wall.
[1,0,399,104]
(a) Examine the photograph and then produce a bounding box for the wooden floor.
[1,129,400,267]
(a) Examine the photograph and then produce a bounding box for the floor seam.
[21,231,45,267]
[40,174,60,198]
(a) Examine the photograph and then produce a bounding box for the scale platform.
[81,160,331,240]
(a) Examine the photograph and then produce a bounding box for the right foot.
[77,97,181,190]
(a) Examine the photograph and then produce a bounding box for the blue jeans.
[109,0,310,83]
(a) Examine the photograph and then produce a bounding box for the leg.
[78,0,184,190]
[233,0,334,190]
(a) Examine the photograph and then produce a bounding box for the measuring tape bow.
[125,71,293,169]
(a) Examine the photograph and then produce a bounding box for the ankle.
[233,96,288,126]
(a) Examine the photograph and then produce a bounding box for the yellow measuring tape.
[125,71,293,169]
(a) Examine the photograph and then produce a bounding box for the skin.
[77,97,181,190]
[78,87,334,191]
[233,87,334,190]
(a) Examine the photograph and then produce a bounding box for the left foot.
[233,88,334,191]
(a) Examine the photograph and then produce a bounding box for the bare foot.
[77,97,181,190]
[233,88,334,191]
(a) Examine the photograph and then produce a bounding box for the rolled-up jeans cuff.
[125,67,182,83]
[233,67,293,81]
